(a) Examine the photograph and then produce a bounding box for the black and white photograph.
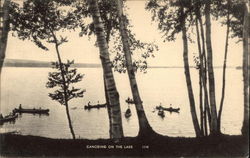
[0,0,249,157]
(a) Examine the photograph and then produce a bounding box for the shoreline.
[0,133,248,157]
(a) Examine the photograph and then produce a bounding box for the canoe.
[84,103,107,110]
[125,109,131,118]
[13,108,49,114]
[158,110,165,117]
[165,107,180,113]
[0,113,18,123]
[125,112,131,118]
[156,106,180,113]
[125,98,143,104]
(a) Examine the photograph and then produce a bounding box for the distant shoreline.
[2,59,240,69]
[2,65,239,69]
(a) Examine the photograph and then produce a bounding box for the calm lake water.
[0,67,244,139]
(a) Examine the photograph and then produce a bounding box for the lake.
[0,67,244,139]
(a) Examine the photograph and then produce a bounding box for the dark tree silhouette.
[0,0,10,74]
[47,60,85,139]
[115,0,157,137]
[241,0,249,138]
[9,0,84,139]
[0,0,11,113]
[146,0,203,137]
[217,0,231,133]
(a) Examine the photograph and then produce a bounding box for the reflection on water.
[17,112,50,117]
[0,67,244,139]
[0,119,16,126]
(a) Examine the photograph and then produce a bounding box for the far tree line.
[0,0,249,141]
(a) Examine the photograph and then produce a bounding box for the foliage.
[8,0,86,105]
[146,0,246,41]
[146,0,195,42]
[46,60,85,105]
[211,0,245,39]
[9,0,158,73]
[65,0,159,73]
[111,30,158,73]
[9,0,83,50]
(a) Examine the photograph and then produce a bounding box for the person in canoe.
[19,104,22,109]
[126,108,131,114]
[158,108,165,117]
[128,97,133,102]
[159,103,163,110]
[127,97,130,101]
[88,101,90,106]
[0,114,3,119]
[125,105,132,118]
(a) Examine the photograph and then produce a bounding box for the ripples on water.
[0,67,243,139]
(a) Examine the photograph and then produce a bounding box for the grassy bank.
[0,133,248,157]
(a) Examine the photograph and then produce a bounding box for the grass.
[0,133,248,157]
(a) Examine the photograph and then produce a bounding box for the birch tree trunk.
[205,0,218,135]
[0,0,10,74]
[195,18,205,136]
[199,22,211,135]
[180,5,202,137]
[88,0,124,141]
[241,0,249,137]
[0,0,11,115]
[116,0,154,137]
[218,1,230,132]
[195,1,212,130]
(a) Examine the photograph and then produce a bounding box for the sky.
[5,0,243,67]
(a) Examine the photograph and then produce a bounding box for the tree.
[146,0,202,137]
[10,0,84,139]
[217,0,231,132]
[0,0,11,109]
[211,0,248,136]
[204,0,219,135]
[194,0,211,135]
[0,0,10,74]
[179,1,202,137]
[115,0,156,137]
[241,0,249,137]
[47,60,85,139]
[194,17,206,136]
[87,0,124,141]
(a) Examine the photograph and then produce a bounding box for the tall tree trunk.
[56,45,76,140]
[205,0,218,135]
[180,5,202,137]
[195,17,205,136]
[51,30,76,140]
[88,0,124,141]
[195,1,212,130]
[241,1,249,138]
[103,75,112,136]
[218,1,230,133]
[0,0,10,74]
[199,69,204,135]
[203,54,209,136]
[203,100,208,136]
[115,0,155,137]
[65,102,76,139]
[0,0,11,109]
